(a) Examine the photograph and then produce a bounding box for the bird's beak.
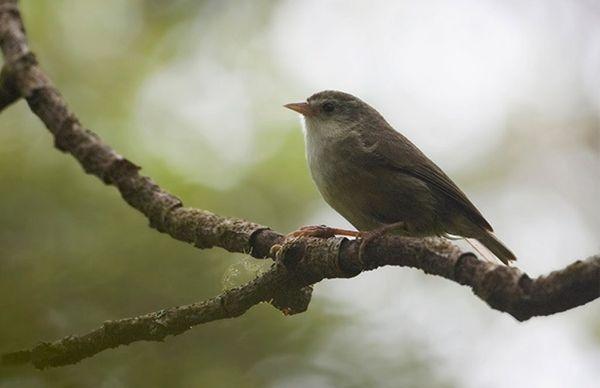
[284,102,314,116]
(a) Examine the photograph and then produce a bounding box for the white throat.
[302,117,351,171]
[303,117,347,145]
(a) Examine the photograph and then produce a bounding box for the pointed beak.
[284,102,314,116]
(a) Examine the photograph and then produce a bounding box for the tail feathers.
[476,231,517,265]
[465,238,500,264]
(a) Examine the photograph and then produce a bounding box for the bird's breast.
[305,132,383,230]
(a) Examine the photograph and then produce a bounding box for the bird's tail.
[476,230,517,265]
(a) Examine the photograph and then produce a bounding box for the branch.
[3,235,599,369]
[1,0,598,369]
[1,0,292,259]
[0,64,18,109]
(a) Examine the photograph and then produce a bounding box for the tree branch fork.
[0,0,598,369]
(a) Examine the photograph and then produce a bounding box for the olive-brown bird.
[284,90,516,264]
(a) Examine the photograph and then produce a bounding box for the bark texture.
[1,0,598,370]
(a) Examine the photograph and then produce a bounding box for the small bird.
[284,90,516,264]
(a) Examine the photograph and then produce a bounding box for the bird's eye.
[322,102,335,113]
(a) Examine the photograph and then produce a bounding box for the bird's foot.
[271,225,360,261]
[357,222,406,265]
[286,225,360,239]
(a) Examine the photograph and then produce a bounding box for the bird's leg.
[286,225,360,239]
[357,222,407,265]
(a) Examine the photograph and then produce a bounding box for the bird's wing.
[355,123,493,232]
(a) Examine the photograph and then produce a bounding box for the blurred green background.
[0,1,598,387]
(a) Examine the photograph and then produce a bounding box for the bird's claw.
[286,225,337,239]
[272,225,360,261]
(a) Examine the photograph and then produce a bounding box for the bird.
[284,90,516,264]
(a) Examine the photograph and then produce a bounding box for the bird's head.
[285,90,376,137]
